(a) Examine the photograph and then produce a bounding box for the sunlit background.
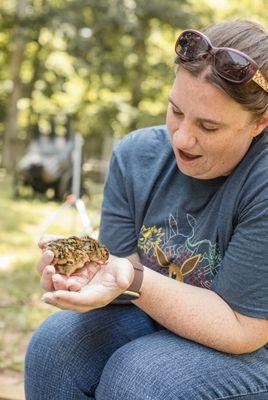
[0,0,267,396]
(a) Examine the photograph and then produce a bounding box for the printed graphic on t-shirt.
[138,213,222,289]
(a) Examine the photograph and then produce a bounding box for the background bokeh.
[0,0,267,394]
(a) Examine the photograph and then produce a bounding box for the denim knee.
[95,330,268,400]
[95,331,163,400]
[25,311,90,382]
[25,305,159,399]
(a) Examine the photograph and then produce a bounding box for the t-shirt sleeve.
[98,147,138,257]
[212,198,268,319]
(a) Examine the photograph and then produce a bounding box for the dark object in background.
[14,118,81,201]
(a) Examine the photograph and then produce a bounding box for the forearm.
[133,266,253,354]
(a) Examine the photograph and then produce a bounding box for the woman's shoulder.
[230,130,268,207]
[243,129,268,177]
[114,125,171,157]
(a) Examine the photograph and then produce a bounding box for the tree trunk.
[2,0,27,171]
[26,39,42,142]
[127,24,148,133]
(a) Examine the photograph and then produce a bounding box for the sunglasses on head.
[175,29,268,93]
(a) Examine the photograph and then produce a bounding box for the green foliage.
[1,0,267,162]
[203,0,268,25]
[0,0,201,162]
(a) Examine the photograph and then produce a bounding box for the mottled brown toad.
[44,236,109,276]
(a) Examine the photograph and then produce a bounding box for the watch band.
[127,260,144,295]
[112,260,144,304]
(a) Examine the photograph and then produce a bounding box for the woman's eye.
[201,125,218,132]
[172,107,183,115]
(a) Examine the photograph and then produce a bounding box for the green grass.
[0,170,104,373]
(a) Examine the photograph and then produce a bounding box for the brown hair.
[174,20,268,118]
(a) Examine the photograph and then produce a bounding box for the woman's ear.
[253,110,268,137]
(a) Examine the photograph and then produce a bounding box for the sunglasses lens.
[215,50,257,82]
[176,31,210,60]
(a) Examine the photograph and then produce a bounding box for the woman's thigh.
[96,330,268,400]
[25,304,160,400]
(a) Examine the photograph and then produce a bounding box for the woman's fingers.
[40,268,83,292]
[41,289,94,312]
[41,281,117,311]
[36,251,54,274]
[40,265,56,291]
[51,274,68,291]
[66,277,83,292]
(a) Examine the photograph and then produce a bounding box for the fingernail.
[46,266,54,274]
[68,284,80,292]
[44,250,54,258]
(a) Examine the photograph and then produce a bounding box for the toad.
[44,236,109,276]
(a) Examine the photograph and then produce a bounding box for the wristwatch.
[114,260,144,303]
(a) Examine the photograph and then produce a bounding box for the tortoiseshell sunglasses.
[175,29,268,93]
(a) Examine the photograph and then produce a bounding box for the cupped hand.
[37,234,100,292]
[41,257,134,312]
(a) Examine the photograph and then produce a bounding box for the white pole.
[72,134,83,201]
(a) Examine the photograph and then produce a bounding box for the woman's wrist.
[122,258,135,288]
[112,258,144,303]
[123,259,144,295]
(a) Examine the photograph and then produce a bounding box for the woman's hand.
[37,234,101,292]
[41,257,134,312]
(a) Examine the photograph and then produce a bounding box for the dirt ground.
[0,370,25,400]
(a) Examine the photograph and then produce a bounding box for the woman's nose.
[173,123,197,149]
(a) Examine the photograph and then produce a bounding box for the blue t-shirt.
[99,125,268,319]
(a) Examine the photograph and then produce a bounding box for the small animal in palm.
[43,236,109,277]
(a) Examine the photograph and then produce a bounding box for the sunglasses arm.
[251,70,268,93]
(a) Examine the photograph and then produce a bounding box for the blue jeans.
[25,305,268,400]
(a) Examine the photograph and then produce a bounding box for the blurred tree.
[0,0,200,170]
[202,0,268,25]
[3,0,265,172]
[2,0,27,170]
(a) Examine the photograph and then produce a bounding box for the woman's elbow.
[227,335,267,355]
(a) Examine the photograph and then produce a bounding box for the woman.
[25,20,268,399]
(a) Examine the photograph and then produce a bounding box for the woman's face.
[166,68,262,179]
